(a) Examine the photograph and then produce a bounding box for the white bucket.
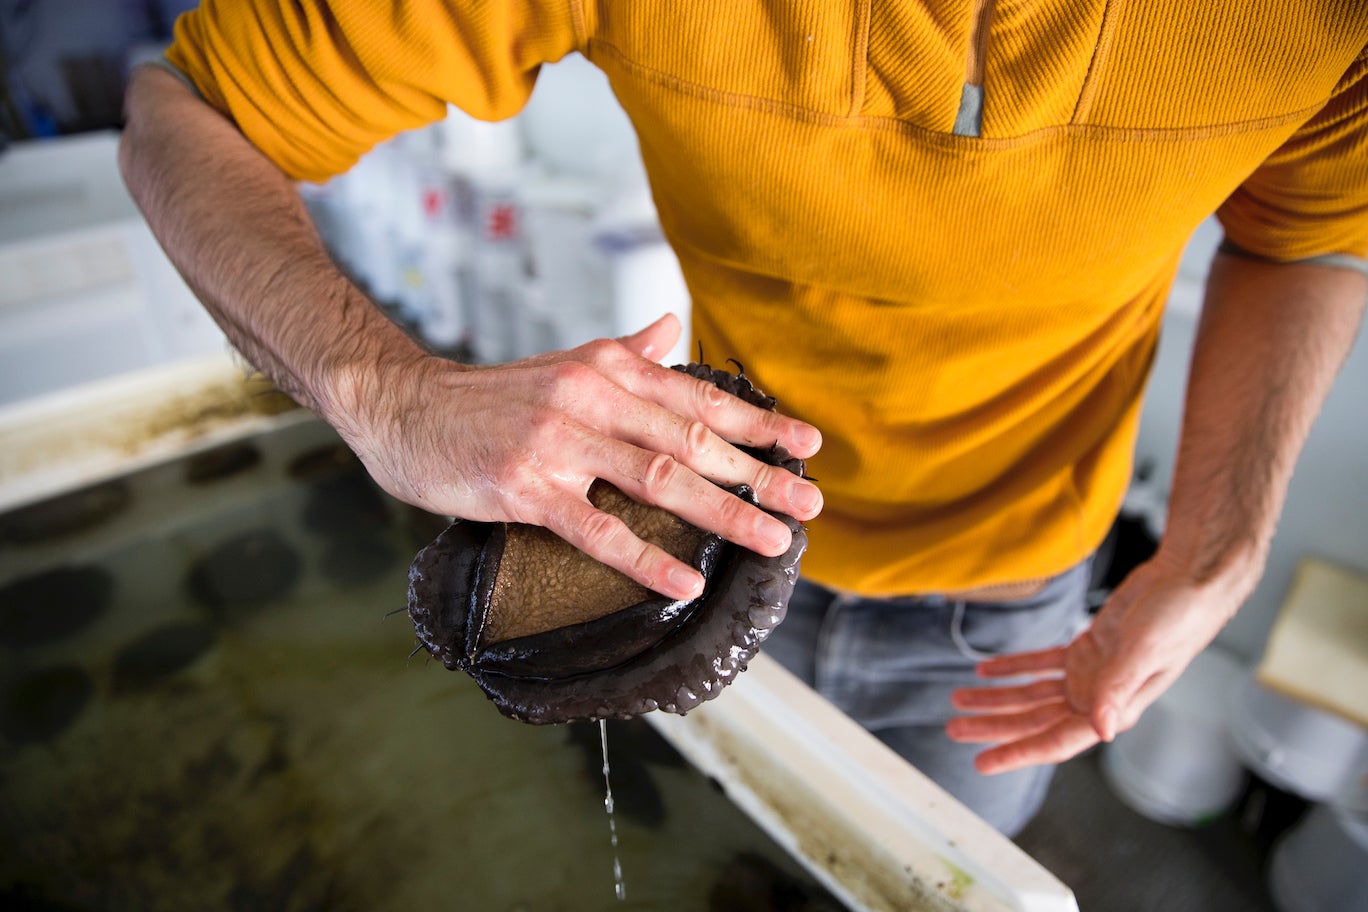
[1268,804,1368,912]
[1101,646,1248,827]
[1229,674,1368,803]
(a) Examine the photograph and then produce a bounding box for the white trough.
[0,353,1078,912]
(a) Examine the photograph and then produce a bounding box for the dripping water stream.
[600,719,627,902]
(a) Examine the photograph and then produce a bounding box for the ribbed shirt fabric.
[168,1,1368,596]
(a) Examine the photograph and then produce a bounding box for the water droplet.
[600,719,627,902]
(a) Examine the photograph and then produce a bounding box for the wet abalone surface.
[407,361,809,724]
[0,417,844,911]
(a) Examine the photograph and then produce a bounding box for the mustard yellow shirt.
[168,2,1368,596]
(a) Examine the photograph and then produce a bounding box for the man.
[120,1,1367,835]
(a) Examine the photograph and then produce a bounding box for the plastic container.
[1229,673,1368,803]
[1268,804,1368,912]
[1101,646,1247,826]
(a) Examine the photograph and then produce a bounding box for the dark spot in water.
[0,565,114,648]
[285,442,359,482]
[183,737,243,786]
[184,442,262,485]
[708,852,845,912]
[320,533,399,586]
[1,665,93,745]
[247,726,292,786]
[0,480,131,546]
[186,529,302,621]
[229,846,323,912]
[112,622,217,693]
[302,470,391,535]
[0,883,88,911]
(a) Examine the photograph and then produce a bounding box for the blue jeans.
[763,561,1093,837]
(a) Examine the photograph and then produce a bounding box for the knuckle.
[580,338,622,369]
[545,360,596,399]
[691,379,728,415]
[713,490,759,534]
[640,452,679,496]
[679,419,713,459]
[575,509,627,552]
[749,462,786,498]
[626,541,658,583]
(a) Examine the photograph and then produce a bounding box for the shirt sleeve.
[165,0,584,182]
[1218,48,1368,261]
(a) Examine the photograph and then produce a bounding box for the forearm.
[118,65,429,429]
[1158,250,1367,601]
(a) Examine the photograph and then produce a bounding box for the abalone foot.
[468,512,804,725]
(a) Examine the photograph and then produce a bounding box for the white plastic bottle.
[436,106,526,363]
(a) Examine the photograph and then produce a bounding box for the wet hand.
[944,554,1246,774]
[334,314,823,600]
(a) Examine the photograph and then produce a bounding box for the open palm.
[946,554,1248,774]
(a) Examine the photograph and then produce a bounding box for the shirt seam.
[588,38,1322,148]
[569,0,590,54]
[1071,0,1119,124]
[849,0,871,118]
[1219,241,1368,275]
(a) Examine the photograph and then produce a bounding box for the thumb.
[1090,656,1155,742]
[618,313,683,363]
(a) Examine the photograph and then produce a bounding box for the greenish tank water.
[0,419,841,911]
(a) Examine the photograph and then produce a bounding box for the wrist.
[1151,536,1266,608]
[311,285,447,445]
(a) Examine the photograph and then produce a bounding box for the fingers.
[968,717,1101,775]
[586,334,824,461]
[973,646,1068,679]
[946,702,1072,745]
[615,314,682,364]
[950,677,1066,712]
[535,482,705,600]
[553,345,823,532]
[673,372,824,460]
[600,445,796,557]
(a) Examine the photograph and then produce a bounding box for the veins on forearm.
[1161,252,1365,590]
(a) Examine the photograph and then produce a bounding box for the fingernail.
[794,425,822,454]
[790,483,822,515]
[758,515,790,552]
[669,566,703,598]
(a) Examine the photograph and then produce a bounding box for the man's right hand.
[330,313,824,601]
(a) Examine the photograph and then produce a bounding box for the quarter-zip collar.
[953,0,994,136]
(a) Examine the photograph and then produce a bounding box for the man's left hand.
[944,553,1250,774]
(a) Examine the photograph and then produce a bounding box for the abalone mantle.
[405,361,809,724]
